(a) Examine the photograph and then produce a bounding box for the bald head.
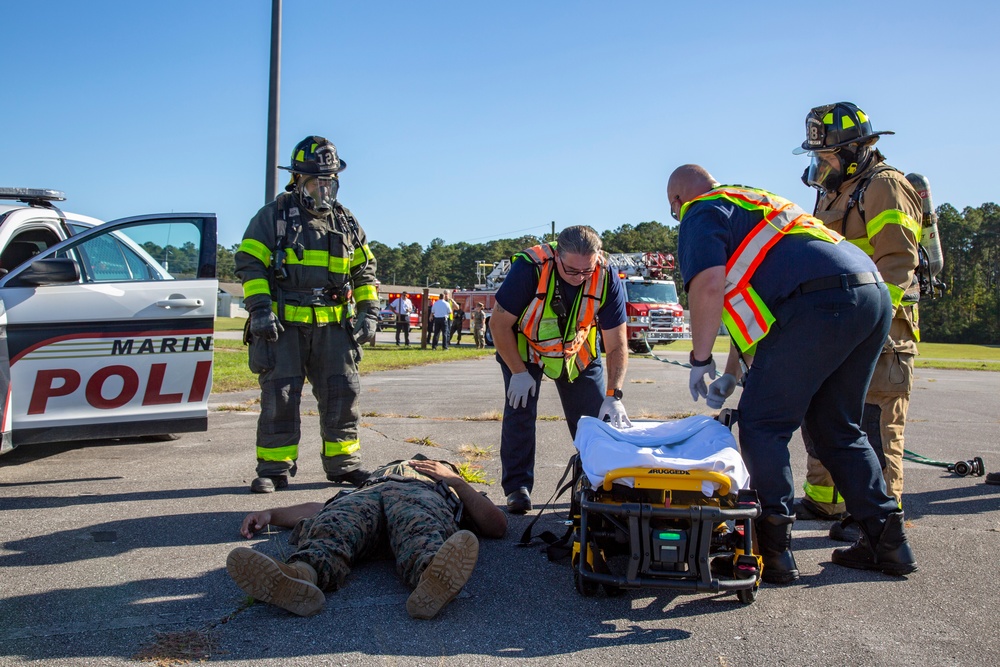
[667,164,719,204]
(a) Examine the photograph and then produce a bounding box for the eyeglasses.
[670,195,682,221]
[558,255,597,277]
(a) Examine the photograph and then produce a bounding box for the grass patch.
[215,316,247,332]
[915,360,1000,372]
[404,436,440,448]
[459,444,496,459]
[630,378,655,384]
[461,411,502,422]
[457,462,492,485]
[211,339,493,394]
[538,415,562,421]
[632,410,699,420]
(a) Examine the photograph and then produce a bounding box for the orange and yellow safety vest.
[514,243,608,381]
[680,186,844,353]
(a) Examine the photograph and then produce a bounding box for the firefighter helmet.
[793,102,893,154]
[280,136,346,192]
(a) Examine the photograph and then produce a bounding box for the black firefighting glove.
[352,300,379,345]
[249,306,283,342]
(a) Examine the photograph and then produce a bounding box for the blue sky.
[2,1,996,252]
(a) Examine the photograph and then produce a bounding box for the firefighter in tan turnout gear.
[793,103,922,540]
[236,136,379,494]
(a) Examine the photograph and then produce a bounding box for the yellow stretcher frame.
[572,463,763,604]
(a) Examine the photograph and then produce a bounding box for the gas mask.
[803,145,871,193]
[296,175,339,215]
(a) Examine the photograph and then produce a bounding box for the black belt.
[794,271,882,296]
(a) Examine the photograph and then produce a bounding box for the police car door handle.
[155,298,204,308]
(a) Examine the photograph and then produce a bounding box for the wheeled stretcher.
[570,411,763,604]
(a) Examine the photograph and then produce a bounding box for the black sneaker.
[250,475,288,494]
[327,469,372,488]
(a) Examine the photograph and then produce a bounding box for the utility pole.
[264,0,282,203]
[551,220,555,241]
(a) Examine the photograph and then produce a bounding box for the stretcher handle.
[602,467,732,496]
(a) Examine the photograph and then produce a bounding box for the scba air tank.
[905,172,944,279]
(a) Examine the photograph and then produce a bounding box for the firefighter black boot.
[831,510,917,576]
[755,514,799,585]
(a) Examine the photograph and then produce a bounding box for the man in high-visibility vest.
[793,103,922,543]
[236,136,379,494]
[489,225,631,514]
[669,164,916,584]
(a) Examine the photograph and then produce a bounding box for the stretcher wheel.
[974,457,986,476]
[736,584,758,605]
[575,566,599,596]
[572,556,599,597]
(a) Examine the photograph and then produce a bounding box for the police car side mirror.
[6,258,81,287]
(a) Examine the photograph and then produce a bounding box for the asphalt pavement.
[1,341,998,667]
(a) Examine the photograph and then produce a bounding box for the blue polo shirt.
[677,189,876,305]
[495,254,627,330]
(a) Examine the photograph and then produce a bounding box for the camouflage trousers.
[287,481,458,591]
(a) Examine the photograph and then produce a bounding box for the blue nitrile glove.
[352,300,379,345]
[250,307,283,342]
[506,371,536,409]
[688,356,717,402]
[706,373,737,409]
[598,396,633,429]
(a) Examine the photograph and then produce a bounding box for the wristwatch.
[606,388,623,400]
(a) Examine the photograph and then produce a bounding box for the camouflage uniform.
[286,459,466,590]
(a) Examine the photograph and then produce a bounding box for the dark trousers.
[450,318,463,343]
[497,354,605,495]
[431,317,450,349]
[737,281,898,524]
[395,319,410,345]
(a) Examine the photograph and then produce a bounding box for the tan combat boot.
[226,547,325,616]
[406,530,479,620]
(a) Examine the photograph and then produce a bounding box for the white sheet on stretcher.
[573,415,749,497]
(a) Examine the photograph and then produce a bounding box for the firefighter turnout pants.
[802,311,915,514]
[249,322,362,479]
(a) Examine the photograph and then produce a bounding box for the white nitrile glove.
[598,396,633,429]
[688,356,717,402]
[706,373,737,409]
[506,371,536,409]
[352,300,379,345]
[250,307,283,342]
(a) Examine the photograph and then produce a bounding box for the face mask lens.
[300,176,338,212]
[805,151,840,191]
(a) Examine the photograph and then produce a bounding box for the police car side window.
[78,235,132,281]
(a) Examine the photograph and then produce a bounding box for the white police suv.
[0,187,218,454]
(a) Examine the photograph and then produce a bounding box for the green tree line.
[215,203,998,344]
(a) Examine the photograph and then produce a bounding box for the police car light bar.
[0,187,67,203]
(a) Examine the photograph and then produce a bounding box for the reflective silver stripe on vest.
[726,287,767,343]
[725,198,810,293]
